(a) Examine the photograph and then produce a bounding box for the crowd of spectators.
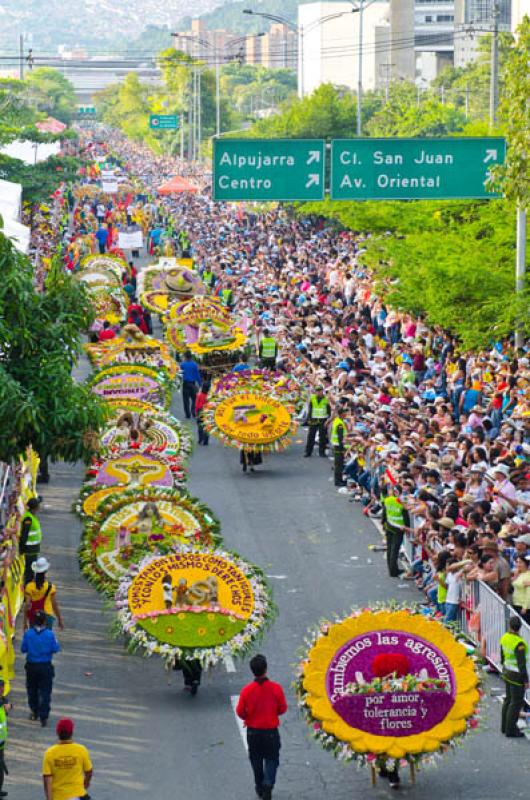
[93,131,530,630]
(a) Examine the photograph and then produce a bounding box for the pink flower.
[313,722,321,730]
[469,718,479,729]
[366,754,376,762]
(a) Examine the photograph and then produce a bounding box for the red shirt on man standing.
[236,655,287,800]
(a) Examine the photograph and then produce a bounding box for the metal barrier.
[398,526,530,672]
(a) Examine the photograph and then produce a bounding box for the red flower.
[371,653,410,679]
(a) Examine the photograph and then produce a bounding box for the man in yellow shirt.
[42,718,93,800]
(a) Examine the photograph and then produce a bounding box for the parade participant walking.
[304,386,331,458]
[331,404,348,487]
[236,655,287,800]
[195,381,210,446]
[0,679,11,798]
[42,718,93,800]
[20,497,43,584]
[382,485,410,578]
[258,329,278,369]
[95,224,108,254]
[24,557,64,631]
[180,351,201,419]
[500,616,529,738]
[21,610,60,727]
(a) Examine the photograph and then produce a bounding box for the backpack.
[28,583,53,625]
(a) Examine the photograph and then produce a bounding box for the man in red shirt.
[236,655,287,800]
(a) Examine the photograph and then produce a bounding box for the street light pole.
[489,0,499,128]
[357,0,364,135]
[215,52,220,137]
[515,206,527,350]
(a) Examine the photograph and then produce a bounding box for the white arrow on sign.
[306,150,321,165]
[305,174,320,188]
[483,149,497,163]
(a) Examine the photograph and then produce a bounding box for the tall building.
[454,0,511,66]
[259,23,298,69]
[414,0,455,83]
[299,0,461,94]
[299,1,392,96]
[511,0,530,31]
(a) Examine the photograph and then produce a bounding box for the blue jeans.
[444,602,459,623]
[247,728,280,790]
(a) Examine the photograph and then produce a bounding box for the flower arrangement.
[85,284,129,324]
[98,410,193,458]
[114,543,276,668]
[88,364,174,410]
[295,606,481,772]
[79,253,127,279]
[202,389,298,453]
[85,337,178,379]
[212,369,302,405]
[79,487,222,596]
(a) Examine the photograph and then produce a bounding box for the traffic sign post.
[149,114,179,130]
[213,138,325,201]
[331,137,506,200]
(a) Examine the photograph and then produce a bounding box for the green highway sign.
[331,137,506,200]
[149,114,179,130]
[213,138,325,201]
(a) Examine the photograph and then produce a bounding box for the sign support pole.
[515,206,527,350]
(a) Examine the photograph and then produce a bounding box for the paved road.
[5,321,528,799]
[6,410,529,799]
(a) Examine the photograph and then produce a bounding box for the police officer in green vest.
[304,386,331,458]
[258,329,278,369]
[20,497,43,585]
[500,616,529,737]
[221,284,234,309]
[331,404,348,487]
[202,267,216,290]
[382,485,409,578]
[0,679,10,796]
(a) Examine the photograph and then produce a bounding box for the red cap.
[56,718,74,738]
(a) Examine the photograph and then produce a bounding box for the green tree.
[0,154,81,206]
[24,68,77,123]
[366,82,467,136]
[0,236,107,466]
[247,83,358,138]
[431,32,513,121]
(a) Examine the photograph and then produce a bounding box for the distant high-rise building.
[454,0,511,67]
[511,0,530,31]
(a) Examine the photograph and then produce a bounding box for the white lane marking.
[266,574,287,579]
[231,695,248,751]
[224,654,236,673]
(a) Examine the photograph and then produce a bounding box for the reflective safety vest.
[331,417,346,447]
[500,632,529,674]
[383,496,406,529]
[203,270,214,286]
[0,705,7,746]
[23,512,42,548]
[221,289,233,306]
[260,337,277,358]
[310,395,329,420]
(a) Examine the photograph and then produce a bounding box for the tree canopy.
[0,235,107,465]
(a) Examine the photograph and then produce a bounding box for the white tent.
[0,178,31,254]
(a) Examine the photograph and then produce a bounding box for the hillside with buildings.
[0,0,224,50]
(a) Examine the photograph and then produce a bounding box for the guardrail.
[398,524,530,673]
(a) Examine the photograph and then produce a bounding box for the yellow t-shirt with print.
[25,580,56,616]
[42,742,92,800]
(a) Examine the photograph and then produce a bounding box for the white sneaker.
[337,487,351,495]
